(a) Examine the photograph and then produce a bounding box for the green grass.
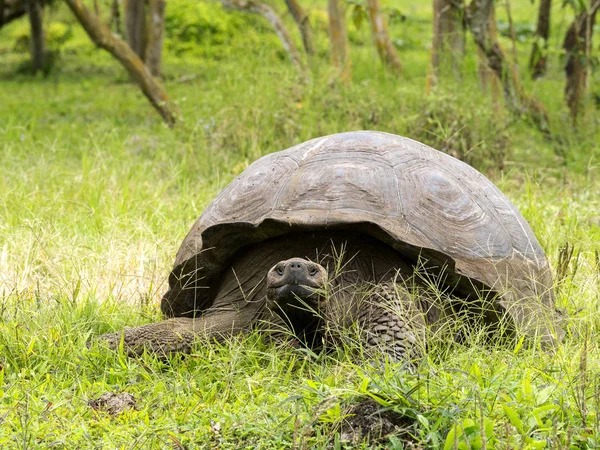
[1,0,600,448]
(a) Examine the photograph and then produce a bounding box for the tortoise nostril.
[289,262,304,271]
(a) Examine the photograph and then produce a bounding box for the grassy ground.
[1,0,600,448]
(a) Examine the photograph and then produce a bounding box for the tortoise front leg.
[359,285,426,363]
[94,308,257,356]
[327,283,427,365]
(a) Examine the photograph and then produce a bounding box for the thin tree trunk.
[125,0,146,58]
[563,1,599,123]
[26,0,45,72]
[328,0,351,81]
[366,0,402,75]
[145,0,165,77]
[111,0,122,35]
[474,6,501,114]
[64,0,177,126]
[504,0,518,68]
[529,0,551,78]
[467,0,549,134]
[284,0,314,56]
[430,0,465,85]
[220,0,305,76]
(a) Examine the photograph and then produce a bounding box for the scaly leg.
[94,307,261,356]
[327,283,427,364]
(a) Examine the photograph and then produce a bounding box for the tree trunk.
[125,0,146,58]
[563,1,599,123]
[469,0,511,102]
[467,0,550,134]
[111,0,122,35]
[220,0,305,77]
[366,0,402,75]
[145,0,165,77]
[26,0,45,72]
[430,0,465,83]
[283,0,314,56]
[328,0,351,81]
[474,5,501,114]
[63,0,177,126]
[529,0,551,79]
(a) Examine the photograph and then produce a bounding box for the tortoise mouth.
[269,279,322,289]
[267,284,323,311]
[272,283,319,298]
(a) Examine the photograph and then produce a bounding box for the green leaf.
[503,404,524,434]
[388,435,404,449]
[524,438,548,449]
[359,376,369,393]
[352,5,364,30]
[484,417,495,439]
[444,418,486,450]
[513,334,525,354]
[532,404,558,427]
[521,372,533,399]
[305,379,318,391]
[444,424,458,450]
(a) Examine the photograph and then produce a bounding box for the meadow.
[0,0,599,448]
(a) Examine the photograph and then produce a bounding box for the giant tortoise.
[98,131,563,359]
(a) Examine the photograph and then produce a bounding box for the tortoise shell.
[162,131,562,343]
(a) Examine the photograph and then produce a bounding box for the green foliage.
[561,0,588,14]
[407,91,511,171]
[444,417,495,449]
[164,0,239,57]
[497,20,535,42]
[163,0,282,59]
[11,21,72,53]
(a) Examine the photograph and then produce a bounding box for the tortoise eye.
[309,267,318,276]
[276,266,285,275]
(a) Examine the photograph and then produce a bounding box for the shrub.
[164,0,276,59]
[407,92,511,171]
[11,21,72,53]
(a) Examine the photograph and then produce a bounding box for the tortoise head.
[266,258,328,315]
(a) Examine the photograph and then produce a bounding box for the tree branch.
[466,0,550,135]
[220,0,305,76]
[284,0,314,56]
[63,0,177,126]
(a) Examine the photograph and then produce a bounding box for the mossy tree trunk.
[328,0,351,81]
[430,0,465,85]
[467,0,550,135]
[110,0,122,35]
[283,0,314,56]
[563,1,599,123]
[125,0,146,58]
[366,0,402,75]
[26,0,46,72]
[145,0,165,77]
[529,0,551,79]
[63,0,177,126]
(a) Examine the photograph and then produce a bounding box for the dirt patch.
[338,397,417,446]
[88,392,138,416]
